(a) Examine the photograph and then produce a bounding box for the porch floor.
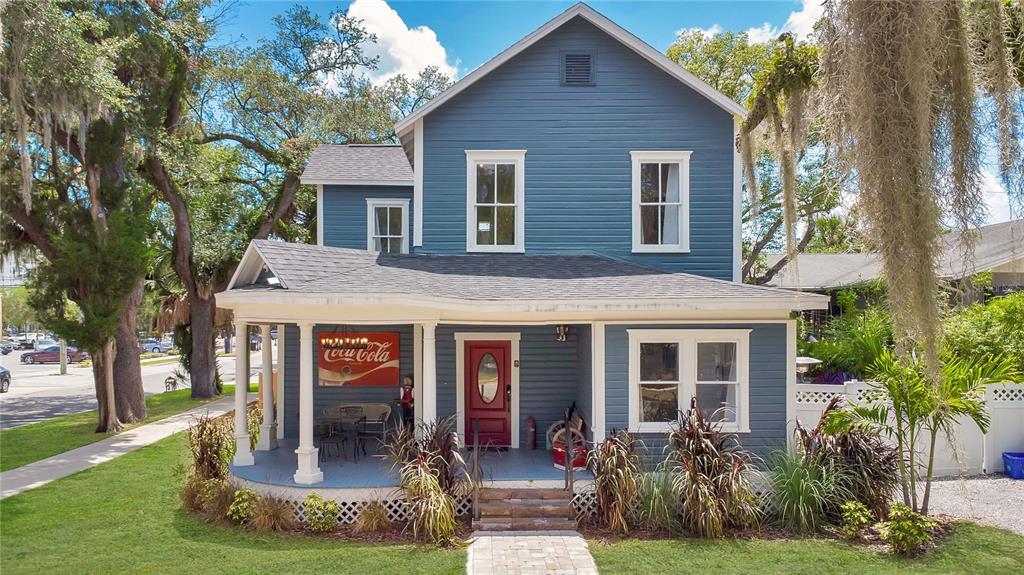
[230,439,592,489]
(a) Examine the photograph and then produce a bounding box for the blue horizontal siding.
[604,323,788,464]
[321,184,413,250]
[420,16,735,279]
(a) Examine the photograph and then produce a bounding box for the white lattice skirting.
[230,475,599,525]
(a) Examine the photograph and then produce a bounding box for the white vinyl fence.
[793,381,1024,477]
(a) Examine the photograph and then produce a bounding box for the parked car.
[34,338,56,350]
[14,335,35,350]
[0,365,9,393]
[20,345,88,364]
[0,343,12,355]
[139,338,172,354]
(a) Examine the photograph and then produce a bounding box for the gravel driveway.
[925,474,1024,535]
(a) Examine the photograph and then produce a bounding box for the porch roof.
[221,240,827,313]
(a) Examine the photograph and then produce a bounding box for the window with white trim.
[366,198,409,254]
[631,151,691,253]
[628,329,749,433]
[466,150,525,252]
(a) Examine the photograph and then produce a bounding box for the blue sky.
[218,0,1014,224]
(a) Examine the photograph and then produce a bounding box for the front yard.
[2,429,1022,575]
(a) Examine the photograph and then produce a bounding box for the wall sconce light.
[555,325,569,342]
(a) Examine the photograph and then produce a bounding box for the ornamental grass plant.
[588,430,643,533]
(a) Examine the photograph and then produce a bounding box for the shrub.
[878,503,936,556]
[665,397,761,538]
[806,304,892,378]
[588,430,642,533]
[188,414,232,480]
[247,403,262,451]
[355,501,391,534]
[250,495,297,532]
[944,292,1024,373]
[228,488,259,524]
[400,455,458,545]
[633,470,678,532]
[199,479,235,520]
[419,415,471,498]
[840,500,873,539]
[382,423,418,468]
[180,474,205,512]
[767,450,850,533]
[303,494,341,533]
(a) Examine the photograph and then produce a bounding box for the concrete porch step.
[478,487,571,501]
[478,499,572,518]
[472,516,578,531]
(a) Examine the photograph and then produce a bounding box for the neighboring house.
[765,219,1024,315]
[217,3,827,493]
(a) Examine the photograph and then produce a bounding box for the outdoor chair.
[315,415,346,462]
[357,404,391,456]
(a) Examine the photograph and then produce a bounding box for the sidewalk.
[0,393,252,499]
[467,530,598,575]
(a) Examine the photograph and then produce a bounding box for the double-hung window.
[465,150,526,252]
[631,151,691,253]
[628,329,750,433]
[366,198,409,254]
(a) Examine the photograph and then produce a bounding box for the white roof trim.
[225,243,288,291]
[394,2,746,135]
[300,178,414,187]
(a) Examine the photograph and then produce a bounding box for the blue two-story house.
[218,3,826,498]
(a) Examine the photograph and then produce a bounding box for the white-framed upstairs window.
[628,329,750,433]
[366,198,410,254]
[631,151,691,253]
[465,150,526,253]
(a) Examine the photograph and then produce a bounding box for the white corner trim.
[392,3,745,135]
[414,117,424,247]
[454,332,521,448]
[591,322,606,443]
[465,150,527,254]
[365,198,411,254]
[785,319,797,451]
[630,151,691,254]
[733,119,742,283]
[626,328,751,435]
[316,184,324,246]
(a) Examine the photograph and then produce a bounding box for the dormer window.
[631,151,691,253]
[561,51,595,86]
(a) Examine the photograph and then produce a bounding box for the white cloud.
[345,0,458,84]
[676,24,723,38]
[980,170,1013,224]
[744,0,824,43]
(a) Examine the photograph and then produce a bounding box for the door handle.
[506,385,511,411]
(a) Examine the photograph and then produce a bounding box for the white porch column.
[294,321,322,484]
[276,323,285,440]
[421,322,437,425]
[232,320,253,466]
[256,324,277,450]
[413,323,423,426]
[591,322,606,444]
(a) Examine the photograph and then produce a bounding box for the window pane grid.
[639,162,682,246]
[474,161,517,247]
[371,205,404,253]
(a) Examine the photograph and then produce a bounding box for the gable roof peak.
[394,2,746,135]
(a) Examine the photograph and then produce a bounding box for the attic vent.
[561,51,595,86]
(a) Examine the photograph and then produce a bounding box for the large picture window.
[366,198,409,254]
[628,329,750,433]
[466,150,525,252]
[631,151,691,253]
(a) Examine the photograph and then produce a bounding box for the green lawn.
[0,433,465,575]
[0,384,247,472]
[590,524,1024,575]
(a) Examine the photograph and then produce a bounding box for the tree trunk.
[113,280,147,422]
[94,340,122,433]
[189,294,219,399]
[921,426,938,515]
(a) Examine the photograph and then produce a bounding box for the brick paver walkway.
[467,530,598,575]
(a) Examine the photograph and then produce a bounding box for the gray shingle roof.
[301,144,414,184]
[229,240,825,310]
[765,219,1024,290]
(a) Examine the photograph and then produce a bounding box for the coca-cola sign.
[318,332,400,387]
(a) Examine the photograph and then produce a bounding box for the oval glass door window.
[477,353,499,403]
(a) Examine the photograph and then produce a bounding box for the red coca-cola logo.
[318,332,400,387]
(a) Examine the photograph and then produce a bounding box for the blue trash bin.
[1003,452,1024,479]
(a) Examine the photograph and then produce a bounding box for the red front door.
[465,340,512,447]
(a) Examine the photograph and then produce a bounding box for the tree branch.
[749,217,817,285]
[4,202,58,260]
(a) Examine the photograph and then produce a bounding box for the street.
[0,346,268,429]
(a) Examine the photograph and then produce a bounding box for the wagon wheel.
[549,425,585,449]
